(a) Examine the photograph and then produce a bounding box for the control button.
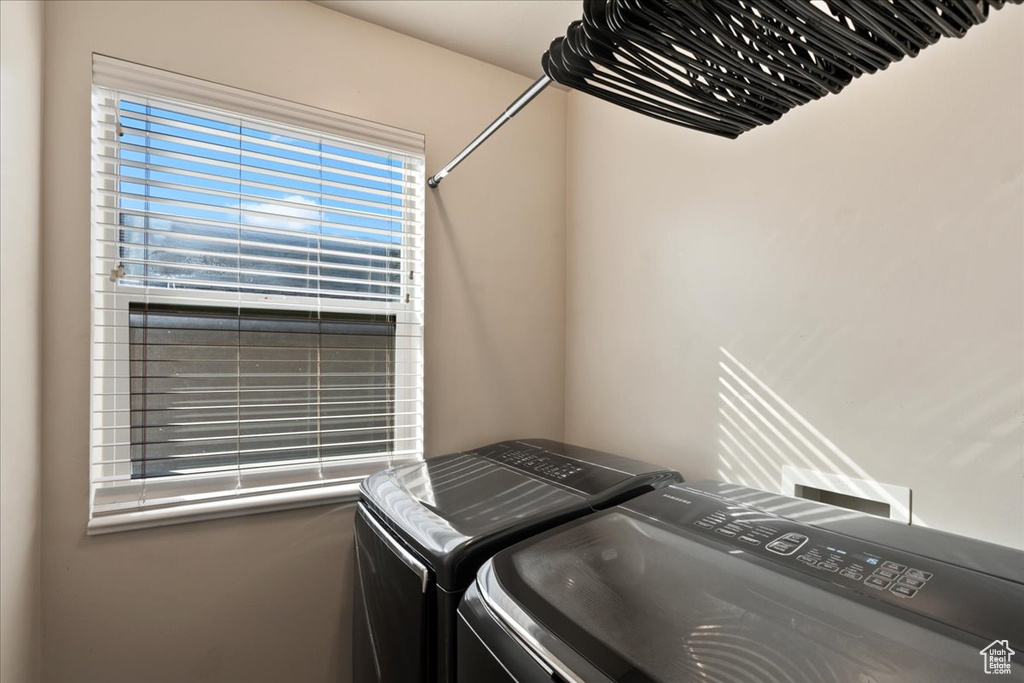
[766,544,794,555]
[840,570,863,580]
[890,584,918,599]
[798,554,817,564]
[817,562,839,572]
[694,521,714,529]
[906,569,933,581]
[897,576,926,589]
[873,568,900,581]
[864,576,891,590]
[882,561,906,573]
[766,533,807,556]
[738,535,761,546]
[715,528,737,537]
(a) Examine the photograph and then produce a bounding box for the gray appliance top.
[358,439,680,589]
[684,480,1024,584]
[361,449,585,558]
[478,482,1024,683]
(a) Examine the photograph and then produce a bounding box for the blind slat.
[92,448,423,473]
[112,110,417,176]
[93,272,418,303]
[113,127,422,192]
[110,188,418,241]
[106,256,416,292]
[96,220,423,263]
[97,145,423,208]
[94,398,422,414]
[94,410,424,430]
[108,243,416,281]
[94,436,423,467]
[104,167,417,223]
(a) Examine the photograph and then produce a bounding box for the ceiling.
[313,1,582,79]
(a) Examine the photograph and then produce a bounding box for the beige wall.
[565,8,1023,550]
[40,1,566,681]
[1,1,44,681]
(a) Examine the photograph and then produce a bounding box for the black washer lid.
[359,439,679,590]
[482,502,1023,682]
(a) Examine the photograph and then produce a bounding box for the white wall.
[565,8,1023,550]
[40,2,566,681]
[1,2,44,681]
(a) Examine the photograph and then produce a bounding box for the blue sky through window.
[117,97,411,300]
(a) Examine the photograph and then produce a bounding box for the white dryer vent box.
[781,466,912,524]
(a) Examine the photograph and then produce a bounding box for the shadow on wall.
[715,346,927,526]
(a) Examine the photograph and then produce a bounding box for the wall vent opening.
[794,484,892,519]
[781,465,912,524]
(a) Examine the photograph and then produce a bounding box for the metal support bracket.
[427,74,551,188]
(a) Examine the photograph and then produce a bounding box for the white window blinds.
[90,56,425,533]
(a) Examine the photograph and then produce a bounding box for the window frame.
[89,56,425,534]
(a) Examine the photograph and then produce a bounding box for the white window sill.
[87,483,362,535]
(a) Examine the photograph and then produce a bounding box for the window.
[90,56,424,533]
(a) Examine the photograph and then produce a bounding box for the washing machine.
[352,438,682,682]
[458,480,1024,682]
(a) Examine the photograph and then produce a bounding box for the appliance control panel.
[476,442,627,493]
[491,447,585,481]
[623,486,1024,647]
[689,506,934,599]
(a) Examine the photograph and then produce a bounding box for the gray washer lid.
[483,509,992,682]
